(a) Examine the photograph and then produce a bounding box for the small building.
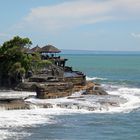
[40,44,68,67]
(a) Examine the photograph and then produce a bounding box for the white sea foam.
[1,86,140,114]
[86,76,107,81]
[0,129,31,140]
[0,90,36,99]
[24,85,140,114]
[104,86,140,113]
[1,85,140,139]
[0,108,71,140]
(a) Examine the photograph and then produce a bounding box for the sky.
[0,0,140,51]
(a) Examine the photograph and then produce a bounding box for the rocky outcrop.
[29,76,59,82]
[0,98,30,110]
[73,81,95,92]
[36,82,74,99]
[35,64,64,78]
[15,65,107,99]
[82,83,108,95]
[73,81,108,96]
[16,80,107,99]
[15,82,38,91]
[64,72,86,86]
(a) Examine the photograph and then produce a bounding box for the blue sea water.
[65,54,140,87]
[1,52,140,140]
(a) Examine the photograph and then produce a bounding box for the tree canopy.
[0,36,53,87]
[0,36,33,86]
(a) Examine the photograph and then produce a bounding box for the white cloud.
[15,0,140,32]
[131,33,140,38]
[21,0,112,31]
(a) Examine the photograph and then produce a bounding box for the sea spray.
[86,76,107,81]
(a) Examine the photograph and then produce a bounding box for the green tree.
[0,36,52,87]
[0,36,32,86]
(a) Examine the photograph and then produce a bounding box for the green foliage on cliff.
[0,36,53,87]
[0,36,32,86]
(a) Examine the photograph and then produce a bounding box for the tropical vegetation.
[0,36,51,87]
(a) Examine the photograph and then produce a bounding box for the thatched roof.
[40,45,61,53]
[27,45,41,54]
[31,45,41,52]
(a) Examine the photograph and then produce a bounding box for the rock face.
[36,82,74,99]
[64,75,86,86]
[82,84,108,95]
[15,70,89,99]
[73,81,95,92]
[15,67,108,99]
[15,82,38,91]
[0,98,30,110]
[73,81,108,96]
[16,80,107,99]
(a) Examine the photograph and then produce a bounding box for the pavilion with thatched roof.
[26,45,41,54]
[39,44,67,67]
[31,45,41,52]
[40,44,61,54]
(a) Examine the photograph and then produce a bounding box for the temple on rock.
[17,44,88,99]
[28,44,68,68]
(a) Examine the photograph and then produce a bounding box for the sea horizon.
[60,49,140,55]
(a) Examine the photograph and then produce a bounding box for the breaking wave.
[1,84,140,139]
[86,76,107,81]
[24,84,140,114]
[107,86,140,113]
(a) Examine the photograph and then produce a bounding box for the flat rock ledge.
[0,81,108,110]
[36,81,108,99]
[16,80,108,99]
[72,81,108,95]
[36,82,74,99]
[0,98,30,110]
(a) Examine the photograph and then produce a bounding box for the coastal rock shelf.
[16,71,93,99]
[36,82,74,99]
[0,41,109,110]
[0,80,110,110]
[0,90,127,111]
[16,78,108,99]
[24,92,127,112]
[0,98,30,110]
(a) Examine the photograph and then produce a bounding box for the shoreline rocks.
[15,79,108,99]
[0,98,30,110]
[0,70,108,109]
[36,82,74,99]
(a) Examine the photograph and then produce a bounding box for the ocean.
[0,52,140,140]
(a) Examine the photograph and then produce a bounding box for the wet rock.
[15,82,38,91]
[87,89,108,95]
[29,76,59,82]
[0,98,30,110]
[73,81,95,92]
[64,74,86,86]
[43,103,53,108]
[27,103,53,109]
[36,82,74,99]
[83,84,108,95]
[67,96,84,99]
